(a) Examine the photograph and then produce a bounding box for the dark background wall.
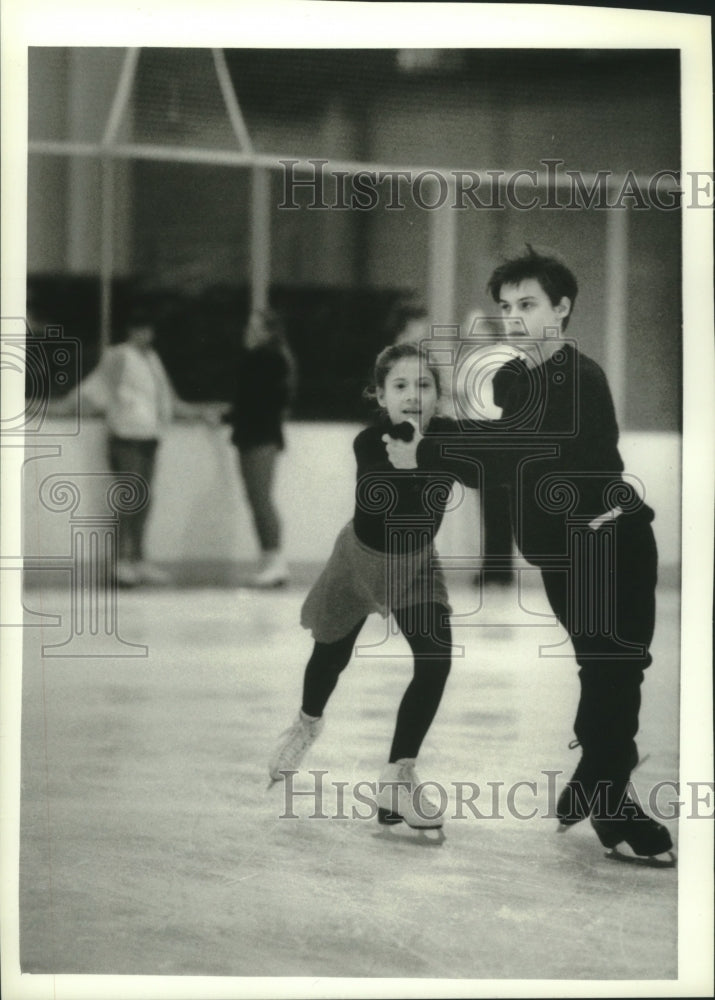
[27,48,681,428]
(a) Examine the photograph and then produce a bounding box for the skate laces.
[395,759,441,816]
[271,714,324,773]
[396,759,418,784]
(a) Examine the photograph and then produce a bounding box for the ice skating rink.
[17,573,686,990]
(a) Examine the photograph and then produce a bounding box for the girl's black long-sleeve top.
[352,415,484,553]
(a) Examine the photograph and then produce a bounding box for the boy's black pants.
[539,510,658,814]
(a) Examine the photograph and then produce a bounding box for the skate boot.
[591,796,676,868]
[136,561,173,586]
[115,559,140,588]
[376,758,445,830]
[268,710,324,786]
[557,743,639,829]
[251,550,289,589]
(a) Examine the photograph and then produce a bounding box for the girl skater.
[268,342,481,832]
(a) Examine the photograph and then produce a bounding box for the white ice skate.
[376,758,446,843]
[267,710,324,788]
[115,559,140,588]
[136,561,173,586]
[251,551,289,589]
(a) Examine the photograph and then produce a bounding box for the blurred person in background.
[223,308,297,589]
[391,302,431,347]
[50,309,214,587]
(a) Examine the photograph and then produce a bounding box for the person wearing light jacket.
[73,314,213,587]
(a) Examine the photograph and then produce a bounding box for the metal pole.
[212,49,253,153]
[102,48,140,147]
[98,48,140,355]
[28,140,677,198]
[428,176,457,325]
[250,166,270,314]
[605,208,628,425]
[99,156,114,352]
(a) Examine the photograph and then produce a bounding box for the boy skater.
[481,246,675,866]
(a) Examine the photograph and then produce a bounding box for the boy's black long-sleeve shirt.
[492,344,634,562]
[415,344,645,566]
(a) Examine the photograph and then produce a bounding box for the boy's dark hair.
[486,245,578,330]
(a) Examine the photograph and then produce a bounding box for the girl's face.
[376,356,439,429]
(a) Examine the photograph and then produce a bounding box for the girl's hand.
[382,419,422,469]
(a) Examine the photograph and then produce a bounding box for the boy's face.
[495,278,571,339]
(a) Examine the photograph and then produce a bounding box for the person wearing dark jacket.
[225,309,295,587]
[480,246,674,866]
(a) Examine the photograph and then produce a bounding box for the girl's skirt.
[300,521,451,644]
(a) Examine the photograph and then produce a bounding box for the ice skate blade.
[374,824,446,847]
[605,847,677,869]
[377,807,403,826]
[267,765,303,791]
[556,817,589,833]
[377,806,444,831]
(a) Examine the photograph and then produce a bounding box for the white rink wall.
[23,420,681,573]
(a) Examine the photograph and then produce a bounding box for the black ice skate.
[556,776,599,828]
[591,796,676,868]
[556,744,641,828]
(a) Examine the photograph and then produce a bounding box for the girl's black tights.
[301,603,452,762]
